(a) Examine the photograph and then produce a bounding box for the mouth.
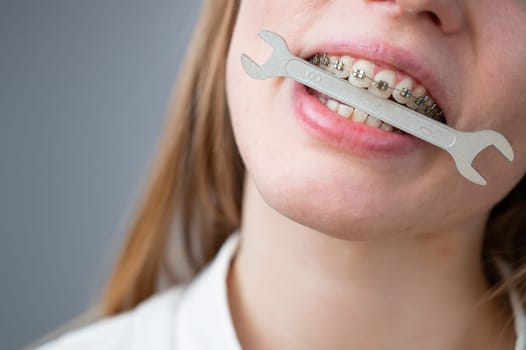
[303,52,447,134]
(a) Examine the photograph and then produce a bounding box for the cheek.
[461,4,526,184]
[459,55,526,194]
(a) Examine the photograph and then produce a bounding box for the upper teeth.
[309,53,445,123]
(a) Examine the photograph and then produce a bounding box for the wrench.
[240,30,515,186]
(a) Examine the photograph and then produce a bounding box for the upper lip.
[299,39,452,125]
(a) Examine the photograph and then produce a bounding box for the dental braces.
[310,53,445,123]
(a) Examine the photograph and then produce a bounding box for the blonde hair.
[101,0,525,316]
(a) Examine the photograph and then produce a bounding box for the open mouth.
[305,53,447,134]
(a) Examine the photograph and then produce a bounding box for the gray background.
[0,1,201,348]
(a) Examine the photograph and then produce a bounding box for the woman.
[38,0,526,349]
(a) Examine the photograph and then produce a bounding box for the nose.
[393,0,466,34]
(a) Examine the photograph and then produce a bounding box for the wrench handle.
[285,58,457,149]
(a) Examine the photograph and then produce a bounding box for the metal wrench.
[240,30,515,186]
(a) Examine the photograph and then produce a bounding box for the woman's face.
[226,0,526,239]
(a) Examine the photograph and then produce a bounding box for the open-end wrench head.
[490,130,515,161]
[258,30,289,52]
[449,129,515,186]
[454,161,488,186]
[240,54,268,80]
[240,31,293,80]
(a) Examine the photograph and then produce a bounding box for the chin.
[249,159,427,241]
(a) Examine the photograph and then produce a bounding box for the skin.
[225,0,526,349]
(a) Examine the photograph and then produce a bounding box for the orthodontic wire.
[310,53,444,119]
[316,54,431,102]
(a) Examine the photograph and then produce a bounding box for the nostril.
[390,0,465,33]
[427,12,441,26]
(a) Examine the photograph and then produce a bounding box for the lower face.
[226,0,526,240]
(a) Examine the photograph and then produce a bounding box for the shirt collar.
[174,233,242,349]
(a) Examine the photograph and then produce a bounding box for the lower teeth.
[310,88,407,134]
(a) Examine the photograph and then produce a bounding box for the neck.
[227,177,515,350]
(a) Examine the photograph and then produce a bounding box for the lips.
[286,38,454,157]
[293,82,426,157]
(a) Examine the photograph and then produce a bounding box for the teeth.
[310,52,445,125]
[337,104,354,119]
[348,59,374,88]
[317,96,397,132]
[333,56,353,79]
[417,96,434,114]
[368,69,396,99]
[365,115,383,128]
[320,53,331,68]
[326,98,340,112]
[310,54,321,66]
[309,52,446,130]
[406,85,426,110]
[423,102,442,121]
[351,109,368,123]
[323,56,339,73]
[392,77,413,104]
[381,122,394,132]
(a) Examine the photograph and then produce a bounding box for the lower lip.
[293,83,424,157]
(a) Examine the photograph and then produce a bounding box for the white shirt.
[39,233,526,350]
